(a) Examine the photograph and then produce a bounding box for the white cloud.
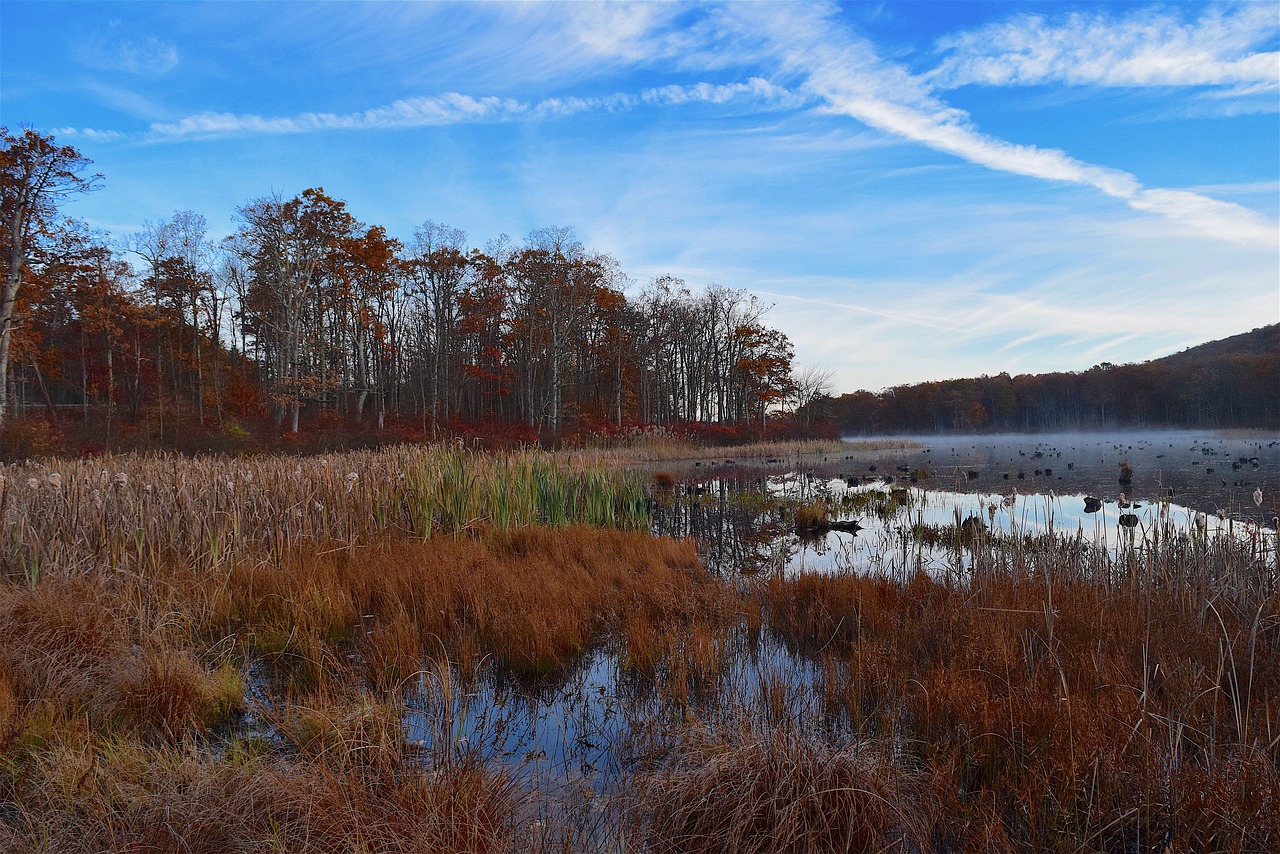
[706,3,1279,249]
[928,4,1279,94]
[137,79,805,140]
[51,126,127,143]
[78,27,180,78]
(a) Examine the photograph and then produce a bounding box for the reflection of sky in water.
[834,431,1278,518]
[401,635,825,797]
[403,650,630,795]
[788,480,1276,577]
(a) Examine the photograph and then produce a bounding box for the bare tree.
[230,188,356,432]
[408,221,468,433]
[791,364,835,423]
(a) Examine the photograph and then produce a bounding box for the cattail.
[114,472,128,488]
[47,472,62,489]
[1254,487,1264,508]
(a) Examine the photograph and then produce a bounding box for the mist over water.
[652,431,1279,577]
[840,431,1277,518]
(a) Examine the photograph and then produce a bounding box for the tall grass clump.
[1,736,530,853]
[204,527,716,684]
[631,723,932,853]
[0,443,649,581]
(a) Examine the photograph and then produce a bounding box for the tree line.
[2,128,822,450]
[813,336,1280,435]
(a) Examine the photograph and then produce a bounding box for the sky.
[2,0,1277,394]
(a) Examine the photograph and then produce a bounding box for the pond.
[839,430,1277,517]
[651,431,1279,576]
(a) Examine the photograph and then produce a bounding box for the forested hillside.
[2,129,805,456]
[814,324,1280,434]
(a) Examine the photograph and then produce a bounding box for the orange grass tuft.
[763,566,1280,852]
[1,738,529,853]
[632,725,933,853]
[203,526,721,683]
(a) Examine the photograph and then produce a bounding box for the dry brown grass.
[201,526,716,684]
[631,724,932,853]
[573,434,918,464]
[1,736,528,853]
[0,578,241,741]
[762,564,1280,852]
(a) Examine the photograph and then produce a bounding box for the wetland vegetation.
[1,437,1276,852]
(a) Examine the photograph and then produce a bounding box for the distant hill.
[814,324,1280,434]
[1156,324,1280,365]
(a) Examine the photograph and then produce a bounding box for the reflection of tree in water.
[650,472,848,575]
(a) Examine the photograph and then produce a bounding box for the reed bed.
[762,538,1280,852]
[0,443,649,581]
[572,434,917,464]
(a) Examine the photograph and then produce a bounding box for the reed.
[574,434,918,464]
[631,723,932,853]
[760,541,1280,852]
[0,444,650,582]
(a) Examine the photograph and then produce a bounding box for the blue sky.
[2,0,1277,393]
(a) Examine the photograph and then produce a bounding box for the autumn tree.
[0,128,100,426]
[331,224,405,426]
[229,188,357,432]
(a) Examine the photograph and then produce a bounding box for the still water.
[652,431,1278,576]
[839,431,1277,517]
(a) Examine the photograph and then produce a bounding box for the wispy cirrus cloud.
[76,78,804,141]
[926,4,1279,94]
[50,126,127,143]
[697,2,1278,249]
[76,24,180,78]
